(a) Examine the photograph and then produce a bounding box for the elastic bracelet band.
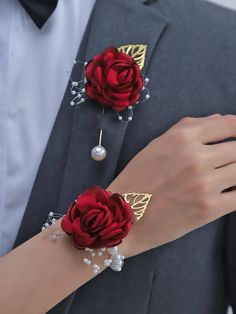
[42,186,152,275]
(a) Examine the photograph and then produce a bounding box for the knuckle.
[223,114,236,126]
[179,117,194,126]
[172,129,191,145]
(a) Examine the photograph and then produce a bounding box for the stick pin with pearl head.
[91,107,107,161]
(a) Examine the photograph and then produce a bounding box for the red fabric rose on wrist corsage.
[85,47,144,112]
[61,186,134,249]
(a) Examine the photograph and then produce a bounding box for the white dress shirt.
[0,0,96,256]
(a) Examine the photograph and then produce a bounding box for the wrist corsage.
[42,186,152,274]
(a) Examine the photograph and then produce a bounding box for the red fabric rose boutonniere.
[61,186,134,249]
[85,47,145,112]
[69,44,150,161]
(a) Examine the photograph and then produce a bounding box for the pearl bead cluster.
[107,246,125,272]
[42,212,125,274]
[41,212,63,231]
[117,77,150,124]
[82,246,125,274]
[69,61,88,107]
[41,212,65,240]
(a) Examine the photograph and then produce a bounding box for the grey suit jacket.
[13,0,236,313]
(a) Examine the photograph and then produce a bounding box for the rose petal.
[61,214,73,235]
[106,90,131,100]
[98,222,118,236]
[102,47,118,62]
[94,66,104,85]
[99,228,123,241]
[115,52,133,64]
[85,61,94,81]
[73,233,97,248]
[81,209,101,231]
[106,68,119,86]
[72,218,91,239]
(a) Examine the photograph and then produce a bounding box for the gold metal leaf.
[122,193,152,221]
[118,44,147,71]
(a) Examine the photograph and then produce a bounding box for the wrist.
[118,234,132,259]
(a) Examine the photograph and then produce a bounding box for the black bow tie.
[19,0,58,29]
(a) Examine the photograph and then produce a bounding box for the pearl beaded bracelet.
[41,186,152,276]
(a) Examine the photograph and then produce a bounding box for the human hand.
[108,114,236,257]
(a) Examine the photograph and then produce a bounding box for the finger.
[195,115,236,144]
[206,140,236,168]
[213,162,236,192]
[218,190,236,216]
[191,114,222,121]
[198,114,222,120]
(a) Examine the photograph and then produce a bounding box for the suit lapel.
[13,0,167,268]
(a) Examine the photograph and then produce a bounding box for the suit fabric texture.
[13,0,236,313]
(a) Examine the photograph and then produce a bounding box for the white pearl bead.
[101,248,106,252]
[81,88,86,93]
[83,258,91,265]
[45,223,49,228]
[128,117,133,122]
[70,101,75,106]
[93,264,100,270]
[118,116,123,121]
[91,252,96,257]
[98,252,103,256]
[93,269,99,274]
[104,259,112,266]
[128,105,133,110]
[110,263,122,272]
[145,94,150,100]
[71,81,78,87]
[78,94,82,99]
[71,90,76,95]
[52,218,56,224]
[107,247,118,255]
[112,254,122,261]
[118,260,124,266]
[145,77,150,83]
[91,145,107,161]
[41,227,46,231]
[51,234,57,240]
[49,212,54,217]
